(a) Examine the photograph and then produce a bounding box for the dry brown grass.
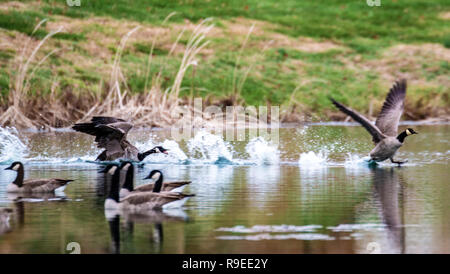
[0,20,65,129]
[0,16,280,130]
[74,18,215,128]
[0,18,214,129]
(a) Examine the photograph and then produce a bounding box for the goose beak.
[4,166,12,170]
[162,150,169,155]
[98,167,108,173]
[144,174,151,179]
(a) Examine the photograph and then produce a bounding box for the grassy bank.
[0,0,449,128]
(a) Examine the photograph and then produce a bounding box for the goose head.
[144,170,163,193]
[5,162,23,172]
[151,146,169,155]
[405,128,418,135]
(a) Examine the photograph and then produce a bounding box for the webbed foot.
[390,158,408,166]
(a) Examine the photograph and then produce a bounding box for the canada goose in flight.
[104,165,194,213]
[4,162,73,193]
[72,116,168,161]
[118,162,191,198]
[330,79,418,165]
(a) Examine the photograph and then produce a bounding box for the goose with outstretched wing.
[330,80,418,165]
[72,116,168,162]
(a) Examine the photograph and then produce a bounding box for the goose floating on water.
[72,116,168,161]
[118,162,191,198]
[330,79,418,165]
[4,162,73,193]
[104,165,194,213]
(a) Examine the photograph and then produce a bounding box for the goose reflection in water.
[371,167,405,254]
[0,208,13,236]
[106,208,188,254]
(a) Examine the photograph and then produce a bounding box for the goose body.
[119,163,191,198]
[104,166,194,213]
[330,80,418,164]
[4,162,72,193]
[369,137,402,162]
[72,116,168,161]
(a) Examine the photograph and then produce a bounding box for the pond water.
[0,124,448,254]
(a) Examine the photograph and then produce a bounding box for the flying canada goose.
[104,165,194,213]
[4,162,73,193]
[72,116,168,161]
[330,79,418,165]
[118,162,191,198]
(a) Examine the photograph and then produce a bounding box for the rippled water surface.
[0,124,448,254]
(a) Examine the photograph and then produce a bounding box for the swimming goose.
[119,163,191,198]
[4,162,73,193]
[104,165,194,212]
[72,116,168,161]
[330,79,418,165]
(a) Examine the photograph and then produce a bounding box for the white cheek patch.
[123,163,131,170]
[406,129,411,135]
[108,166,117,175]
[12,164,20,171]
[152,173,161,181]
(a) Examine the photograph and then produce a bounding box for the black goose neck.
[108,167,121,202]
[397,131,408,143]
[122,165,135,191]
[153,173,164,193]
[13,164,24,187]
[138,149,155,161]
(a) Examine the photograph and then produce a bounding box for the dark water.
[0,124,448,254]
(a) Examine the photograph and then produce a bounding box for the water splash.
[344,153,372,167]
[136,138,188,164]
[187,130,234,164]
[298,151,328,168]
[0,127,28,164]
[144,139,188,164]
[245,137,279,165]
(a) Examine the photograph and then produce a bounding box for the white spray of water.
[0,127,28,163]
[298,151,328,168]
[344,153,372,167]
[136,139,188,164]
[245,137,279,165]
[187,130,234,164]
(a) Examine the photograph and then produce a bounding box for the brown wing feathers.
[330,97,385,143]
[375,79,406,136]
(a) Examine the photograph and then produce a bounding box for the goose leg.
[390,157,407,166]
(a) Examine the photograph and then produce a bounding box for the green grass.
[0,0,449,121]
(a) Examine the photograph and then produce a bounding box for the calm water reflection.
[0,125,448,253]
